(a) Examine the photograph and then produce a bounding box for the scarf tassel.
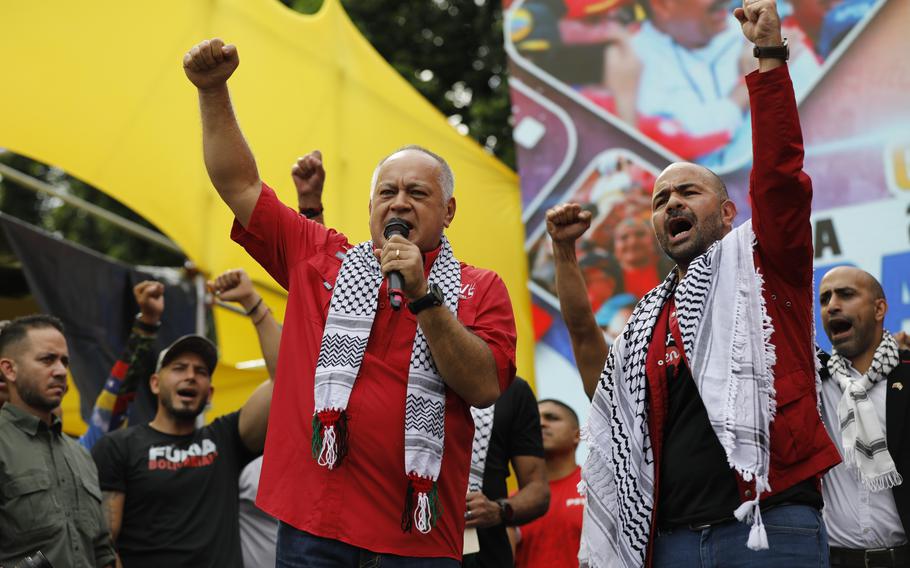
[401,474,442,534]
[311,409,349,470]
[733,478,770,551]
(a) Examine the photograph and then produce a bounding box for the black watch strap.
[496,498,515,523]
[408,283,444,315]
[753,38,788,61]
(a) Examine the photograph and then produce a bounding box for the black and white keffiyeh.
[311,236,461,534]
[579,221,779,567]
[468,405,497,492]
[828,331,902,491]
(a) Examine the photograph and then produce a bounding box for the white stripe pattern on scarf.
[828,331,902,492]
[579,221,777,567]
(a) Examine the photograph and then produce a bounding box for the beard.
[17,379,62,413]
[657,208,726,268]
[161,393,207,421]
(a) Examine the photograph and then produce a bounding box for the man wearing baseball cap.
[92,279,277,568]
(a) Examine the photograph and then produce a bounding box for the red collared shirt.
[231,184,517,559]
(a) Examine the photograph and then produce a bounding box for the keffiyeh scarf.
[828,331,902,491]
[579,221,778,567]
[312,236,461,534]
[468,405,497,492]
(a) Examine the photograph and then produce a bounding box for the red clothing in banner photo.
[231,184,517,560]
[514,466,584,568]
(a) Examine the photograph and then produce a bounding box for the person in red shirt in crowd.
[183,40,517,566]
[512,399,585,567]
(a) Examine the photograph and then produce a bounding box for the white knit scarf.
[828,331,902,491]
[312,236,461,534]
[579,221,778,568]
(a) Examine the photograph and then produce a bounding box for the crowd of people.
[0,1,906,568]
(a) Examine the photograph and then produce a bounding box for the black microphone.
[383,218,412,311]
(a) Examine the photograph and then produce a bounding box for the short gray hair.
[369,145,455,203]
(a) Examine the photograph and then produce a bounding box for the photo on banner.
[504,0,910,427]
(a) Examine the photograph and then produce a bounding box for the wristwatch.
[496,498,515,524]
[753,38,788,61]
[408,283,444,315]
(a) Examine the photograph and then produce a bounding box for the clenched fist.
[546,203,593,247]
[734,0,782,47]
[183,38,239,91]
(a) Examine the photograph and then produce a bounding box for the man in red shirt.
[513,399,585,568]
[183,42,517,566]
[547,1,840,566]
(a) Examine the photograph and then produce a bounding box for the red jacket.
[645,65,841,543]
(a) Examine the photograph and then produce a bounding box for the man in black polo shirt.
[462,377,550,567]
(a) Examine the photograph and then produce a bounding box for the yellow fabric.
[0,0,533,434]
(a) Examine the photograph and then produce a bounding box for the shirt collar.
[1,403,62,436]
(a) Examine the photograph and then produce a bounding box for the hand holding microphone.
[379,218,425,311]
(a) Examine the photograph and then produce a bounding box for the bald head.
[821,266,885,301]
[651,162,735,272]
[819,266,887,365]
[656,162,728,201]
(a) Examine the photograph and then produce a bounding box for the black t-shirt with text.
[463,377,544,568]
[91,412,256,568]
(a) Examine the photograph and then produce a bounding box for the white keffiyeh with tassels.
[311,236,461,535]
[828,331,902,492]
[579,221,779,568]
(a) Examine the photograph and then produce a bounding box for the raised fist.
[291,150,326,209]
[546,203,593,246]
[208,269,257,310]
[134,281,165,325]
[734,0,783,47]
[183,38,240,91]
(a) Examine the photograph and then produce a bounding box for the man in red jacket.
[547,1,840,566]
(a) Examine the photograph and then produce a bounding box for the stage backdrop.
[0,0,534,434]
[504,0,910,428]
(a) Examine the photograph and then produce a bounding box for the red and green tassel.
[401,473,442,534]
[311,409,348,469]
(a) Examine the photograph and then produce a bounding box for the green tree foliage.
[284,0,515,168]
[0,151,185,267]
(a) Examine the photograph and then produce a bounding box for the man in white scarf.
[818,266,910,567]
[548,1,841,566]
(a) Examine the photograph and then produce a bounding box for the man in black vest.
[818,266,910,567]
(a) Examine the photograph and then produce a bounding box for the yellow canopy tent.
[0,0,533,434]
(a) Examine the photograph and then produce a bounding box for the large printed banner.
[504,0,910,418]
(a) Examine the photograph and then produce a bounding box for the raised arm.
[80,281,161,449]
[210,269,279,454]
[184,38,261,227]
[736,0,812,282]
[547,204,609,400]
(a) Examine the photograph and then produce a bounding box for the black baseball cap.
[156,335,218,376]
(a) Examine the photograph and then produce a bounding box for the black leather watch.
[753,38,788,61]
[408,283,444,315]
[496,498,515,524]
